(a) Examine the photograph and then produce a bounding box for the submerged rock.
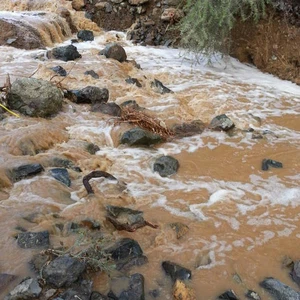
[292,260,300,286]
[43,255,86,288]
[108,273,145,300]
[91,102,121,116]
[77,29,94,41]
[50,44,81,61]
[99,43,127,62]
[9,163,44,182]
[172,120,206,138]
[162,261,192,282]
[153,155,179,177]
[169,222,189,239]
[7,78,63,117]
[17,231,50,249]
[84,70,99,79]
[120,128,163,146]
[49,168,71,187]
[217,290,239,299]
[0,274,18,294]
[4,277,42,300]
[245,290,261,300]
[125,77,142,88]
[209,114,235,131]
[51,65,67,76]
[260,277,300,300]
[151,79,173,94]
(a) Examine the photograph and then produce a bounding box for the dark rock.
[49,168,71,187]
[125,77,142,88]
[105,238,147,271]
[7,78,63,117]
[9,163,44,182]
[91,102,121,116]
[58,280,92,300]
[217,290,239,299]
[209,114,235,131]
[51,157,82,172]
[149,289,160,298]
[260,277,300,300]
[17,231,50,249]
[162,261,192,282]
[84,70,99,79]
[261,159,283,171]
[120,128,163,146]
[85,143,100,154]
[51,45,81,61]
[67,86,109,104]
[66,218,101,231]
[0,274,18,294]
[4,277,42,300]
[108,273,145,300]
[151,79,173,94]
[77,30,94,41]
[30,253,49,272]
[51,65,67,76]
[169,222,189,239]
[153,156,179,177]
[42,255,86,288]
[172,120,205,138]
[292,260,300,286]
[90,291,109,299]
[99,43,127,62]
[120,100,142,110]
[245,290,261,300]
[106,205,158,232]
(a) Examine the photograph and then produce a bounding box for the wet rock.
[125,77,142,88]
[106,205,158,232]
[120,128,163,146]
[84,70,99,79]
[9,163,44,182]
[51,65,67,76]
[173,280,196,300]
[209,114,235,131]
[162,261,192,282]
[58,280,92,300]
[67,86,109,104]
[105,238,147,271]
[4,277,42,300]
[120,100,142,110]
[245,290,261,300]
[282,255,294,269]
[292,260,300,286]
[42,255,86,288]
[66,218,101,231]
[51,157,82,172]
[17,231,50,249]
[149,289,160,298]
[169,222,189,239]
[153,155,179,177]
[217,290,239,299]
[108,273,145,300]
[90,291,109,299]
[99,43,127,62]
[91,102,121,116]
[172,120,205,138]
[260,277,300,300]
[151,79,173,94]
[77,29,94,41]
[0,274,18,294]
[49,168,71,187]
[50,45,81,61]
[7,78,63,117]
[85,143,100,154]
[261,159,283,171]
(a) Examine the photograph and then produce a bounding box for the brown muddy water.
[0,1,300,299]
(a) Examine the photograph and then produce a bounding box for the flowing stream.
[0,2,300,299]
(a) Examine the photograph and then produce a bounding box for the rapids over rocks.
[0,1,300,299]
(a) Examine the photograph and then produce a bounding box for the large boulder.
[99,43,127,62]
[50,45,81,61]
[120,128,163,146]
[153,155,179,177]
[67,86,109,104]
[7,78,63,117]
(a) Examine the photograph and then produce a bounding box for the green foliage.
[178,0,271,57]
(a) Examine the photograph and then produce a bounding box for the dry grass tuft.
[117,107,174,140]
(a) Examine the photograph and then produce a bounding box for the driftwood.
[83,171,117,194]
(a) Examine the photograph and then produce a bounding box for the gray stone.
[77,30,94,41]
[91,102,121,116]
[209,114,235,131]
[51,44,81,61]
[99,43,127,62]
[153,155,179,177]
[17,231,50,249]
[151,79,173,94]
[4,277,42,300]
[42,255,86,288]
[49,168,71,187]
[9,163,44,182]
[7,78,63,117]
[120,128,163,146]
[162,261,191,282]
[172,120,205,138]
[260,277,300,300]
[58,280,92,300]
[67,86,109,104]
[125,77,142,87]
[292,260,300,286]
[51,65,67,76]
[84,70,99,79]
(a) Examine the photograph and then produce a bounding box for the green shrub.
[178,0,271,58]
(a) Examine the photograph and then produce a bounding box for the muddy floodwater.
[0,2,300,300]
